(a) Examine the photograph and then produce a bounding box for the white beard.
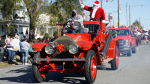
[91,7,98,18]
[92,6,98,9]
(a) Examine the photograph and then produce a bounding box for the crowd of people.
[1,35,30,65]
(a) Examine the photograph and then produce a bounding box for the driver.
[67,9,84,33]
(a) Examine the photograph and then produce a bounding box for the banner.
[115,22,118,28]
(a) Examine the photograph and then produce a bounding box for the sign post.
[108,13,112,28]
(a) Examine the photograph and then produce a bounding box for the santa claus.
[80,0,105,23]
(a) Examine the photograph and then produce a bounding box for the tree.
[53,31,58,38]
[43,33,50,39]
[49,0,83,26]
[132,19,143,30]
[1,0,83,39]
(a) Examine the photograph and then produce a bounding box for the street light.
[129,5,143,29]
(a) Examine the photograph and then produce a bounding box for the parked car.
[109,28,137,56]
[31,19,119,84]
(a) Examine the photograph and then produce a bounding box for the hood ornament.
[54,42,58,46]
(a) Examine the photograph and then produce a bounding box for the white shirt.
[12,38,20,48]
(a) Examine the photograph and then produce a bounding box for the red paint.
[81,42,94,50]
[32,42,48,51]
[91,56,96,79]
[116,49,119,66]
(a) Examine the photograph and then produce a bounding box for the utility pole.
[139,17,141,23]
[101,0,102,8]
[118,0,119,28]
[129,5,131,29]
[128,5,143,29]
[126,3,128,26]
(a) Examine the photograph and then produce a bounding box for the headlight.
[69,44,79,54]
[124,39,129,45]
[73,22,81,30]
[45,45,54,54]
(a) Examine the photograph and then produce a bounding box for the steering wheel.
[73,21,82,30]
[63,19,82,33]
[73,21,82,33]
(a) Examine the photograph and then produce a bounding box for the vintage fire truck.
[32,18,119,84]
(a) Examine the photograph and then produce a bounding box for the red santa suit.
[81,1,105,23]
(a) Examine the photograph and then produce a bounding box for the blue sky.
[82,0,150,29]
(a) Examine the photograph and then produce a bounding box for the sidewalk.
[0,55,31,69]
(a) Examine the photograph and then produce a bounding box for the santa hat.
[93,1,100,6]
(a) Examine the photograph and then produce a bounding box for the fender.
[32,42,48,51]
[106,39,119,59]
[81,42,95,50]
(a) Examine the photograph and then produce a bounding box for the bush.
[53,31,58,38]
[44,33,50,39]
[37,38,42,41]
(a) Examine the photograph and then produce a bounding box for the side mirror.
[84,28,89,33]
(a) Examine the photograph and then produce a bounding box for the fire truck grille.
[52,36,76,47]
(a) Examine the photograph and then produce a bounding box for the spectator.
[18,37,24,62]
[23,35,26,38]
[144,35,149,44]
[0,35,5,70]
[5,35,10,45]
[42,38,46,43]
[45,38,49,43]
[20,37,30,65]
[20,37,24,42]
[6,36,14,64]
[12,35,20,54]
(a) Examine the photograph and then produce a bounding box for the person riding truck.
[80,0,106,31]
[66,9,84,33]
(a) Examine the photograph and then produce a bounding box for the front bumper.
[119,45,130,53]
[34,58,87,64]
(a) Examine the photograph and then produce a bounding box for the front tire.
[132,46,137,53]
[84,50,97,84]
[127,48,132,56]
[32,51,48,83]
[110,46,119,70]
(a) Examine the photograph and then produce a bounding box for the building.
[0,0,60,40]
[0,1,30,39]
[35,13,60,39]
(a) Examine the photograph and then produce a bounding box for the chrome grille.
[52,36,75,47]
[118,39,125,46]
[52,36,75,58]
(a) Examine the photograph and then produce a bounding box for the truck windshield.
[110,29,129,36]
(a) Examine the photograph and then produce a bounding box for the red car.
[32,20,119,84]
[109,28,137,56]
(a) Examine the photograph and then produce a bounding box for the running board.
[102,58,113,64]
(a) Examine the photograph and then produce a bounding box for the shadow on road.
[46,71,86,84]
[97,65,112,70]
[0,65,87,84]
[0,66,36,83]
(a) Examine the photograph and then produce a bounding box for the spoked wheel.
[85,50,97,84]
[32,51,48,83]
[110,46,119,70]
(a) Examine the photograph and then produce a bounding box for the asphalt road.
[0,41,150,84]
